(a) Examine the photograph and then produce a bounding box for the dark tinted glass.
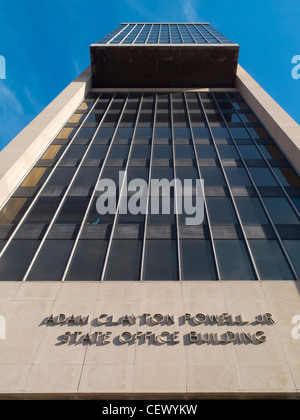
[144,239,179,280]
[66,239,108,281]
[73,167,100,187]
[225,167,252,187]
[27,240,74,281]
[263,198,299,224]
[235,197,269,225]
[249,240,295,280]
[0,240,40,280]
[206,198,238,225]
[47,167,77,187]
[215,240,256,280]
[55,197,90,224]
[283,240,300,277]
[181,240,217,280]
[104,239,143,280]
[248,167,279,187]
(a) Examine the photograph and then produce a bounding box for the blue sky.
[0,0,299,150]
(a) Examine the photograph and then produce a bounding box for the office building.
[0,23,299,399]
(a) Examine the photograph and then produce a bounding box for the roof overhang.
[90,44,240,88]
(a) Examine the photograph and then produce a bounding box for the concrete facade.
[0,280,299,399]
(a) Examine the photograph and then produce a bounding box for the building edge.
[236,65,300,172]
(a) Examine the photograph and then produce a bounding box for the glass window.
[108,145,130,160]
[27,240,74,281]
[85,145,108,160]
[155,127,171,139]
[259,145,284,160]
[21,167,50,187]
[196,145,217,159]
[41,145,65,160]
[153,145,172,159]
[25,197,61,224]
[248,167,279,187]
[95,127,115,141]
[217,145,239,159]
[249,240,294,280]
[62,145,87,160]
[173,127,191,140]
[175,145,195,159]
[192,127,210,139]
[283,240,300,277]
[238,145,262,160]
[66,239,108,281]
[215,240,256,280]
[0,240,40,281]
[104,239,143,280]
[262,197,299,224]
[235,197,269,225]
[272,167,300,187]
[130,145,151,160]
[201,167,226,187]
[55,197,90,224]
[144,239,179,280]
[47,167,77,187]
[229,127,250,139]
[135,127,153,140]
[148,197,176,226]
[0,198,32,225]
[206,197,238,225]
[225,167,252,187]
[181,239,217,280]
[73,167,100,187]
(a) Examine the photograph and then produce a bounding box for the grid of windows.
[97,23,234,45]
[0,90,299,281]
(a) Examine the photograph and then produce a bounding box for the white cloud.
[182,0,202,22]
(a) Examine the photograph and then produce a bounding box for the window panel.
[181,239,217,280]
[21,168,50,187]
[249,240,294,280]
[0,240,40,281]
[66,239,108,281]
[283,240,300,277]
[206,197,238,225]
[27,240,74,281]
[262,197,299,225]
[104,239,142,280]
[248,167,279,187]
[201,167,226,186]
[0,198,32,225]
[55,197,90,224]
[47,167,77,187]
[144,239,179,280]
[215,239,256,280]
[235,197,269,225]
[225,167,253,187]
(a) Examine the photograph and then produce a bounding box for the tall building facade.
[0,23,299,399]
